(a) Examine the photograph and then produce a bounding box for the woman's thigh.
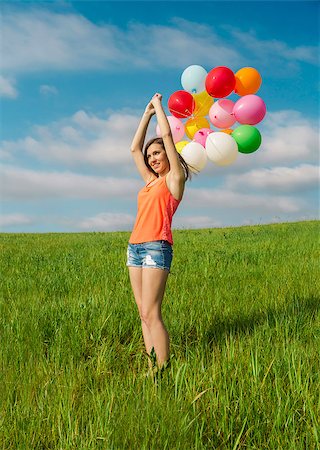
[128,266,143,313]
[141,268,169,319]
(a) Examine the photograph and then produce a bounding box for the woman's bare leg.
[128,267,154,367]
[141,268,170,367]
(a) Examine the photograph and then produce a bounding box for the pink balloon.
[233,94,266,125]
[156,116,185,143]
[209,99,236,129]
[193,128,214,147]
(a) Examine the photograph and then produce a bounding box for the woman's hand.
[144,101,155,116]
[144,93,162,116]
[151,93,163,104]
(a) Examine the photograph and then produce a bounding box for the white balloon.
[181,142,208,173]
[205,132,238,166]
[181,65,208,94]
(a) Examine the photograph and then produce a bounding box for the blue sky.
[1,1,319,232]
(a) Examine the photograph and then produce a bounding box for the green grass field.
[1,221,319,449]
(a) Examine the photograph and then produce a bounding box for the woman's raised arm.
[130,104,156,183]
[151,94,185,180]
[151,93,186,201]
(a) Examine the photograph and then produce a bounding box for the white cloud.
[0,75,18,98]
[1,9,239,74]
[0,109,147,169]
[225,164,319,193]
[0,213,33,228]
[184,186,302,214]
[255,111,319,166]
[78,212,134,231]
[2,7,317,79]
[0,165,141,200]
[173,215,222,229]
[124,18,241,69]
[259,125,319,166]
[2,9,120,73]
[2,107,317,171]
[0,104,318,231]
[39,84,58,96]
[228,28,318,66]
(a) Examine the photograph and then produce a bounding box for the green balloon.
[232,125,262,154]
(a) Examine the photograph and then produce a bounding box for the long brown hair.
[143,137,192,181]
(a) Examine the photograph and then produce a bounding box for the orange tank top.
[129,175,181,245]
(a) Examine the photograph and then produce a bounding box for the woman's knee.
[140,309,162,328]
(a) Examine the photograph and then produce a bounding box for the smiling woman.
[127,93,191,377]
[145,139,168,176]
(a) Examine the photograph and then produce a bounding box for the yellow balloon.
[185,117,210,140]
[221,128,233,135]
[192,91,214,117]
[175,140,189,154]
[234,67,262,96]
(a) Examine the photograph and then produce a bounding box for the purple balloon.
[233,94,266,125]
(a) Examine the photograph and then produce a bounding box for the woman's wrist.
[143,110,154,118]
[153,102,164,114]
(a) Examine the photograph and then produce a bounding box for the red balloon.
[168,90,195,118]
[205,66,236,98]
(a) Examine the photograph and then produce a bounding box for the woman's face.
[146,143,169,175]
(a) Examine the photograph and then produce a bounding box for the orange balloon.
[185,117,210,139]
[192,91,214,117]
[221,128,233,135]
[234,67,262,96]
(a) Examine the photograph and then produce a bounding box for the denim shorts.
[126,240,173,272]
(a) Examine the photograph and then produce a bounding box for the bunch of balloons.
[156,65,266,172]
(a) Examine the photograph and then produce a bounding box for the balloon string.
[169,108,193,119]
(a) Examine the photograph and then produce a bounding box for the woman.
[127,93,191,375]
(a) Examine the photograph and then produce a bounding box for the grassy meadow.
[0,220,319,449]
